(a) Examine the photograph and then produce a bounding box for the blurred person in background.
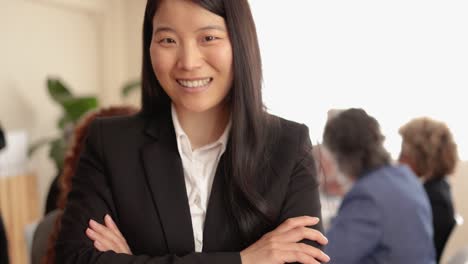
[0,214,8,264]
[314,109,350,197]
[0,124,5,150]
[312,144,348,230]
[0,124,9,264]
[313,144,349,197]
[399,117,459,262]
[323,108,436,264]
[312,109,350,230]
[30,106,138,264]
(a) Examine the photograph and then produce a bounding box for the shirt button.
[194,195,200,204]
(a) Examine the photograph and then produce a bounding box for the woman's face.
[398,142,420,177]
[150,0,233,114]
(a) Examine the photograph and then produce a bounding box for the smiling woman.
[55,0,329,263]
[149,0,233,146]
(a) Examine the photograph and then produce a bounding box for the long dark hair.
[141,0,276,245]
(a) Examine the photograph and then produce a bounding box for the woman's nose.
[177,43,203,71]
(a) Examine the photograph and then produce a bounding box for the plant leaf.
[47,78,72,104]
[58,115,73,130]
[49,137,67,172]
[61,96,99,123]
[121,79,141,97]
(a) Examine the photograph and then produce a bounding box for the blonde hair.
[399,117,458,179]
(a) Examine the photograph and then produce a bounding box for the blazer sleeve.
[324,190,382,263]
[277,124,324,248]
[56,120,241,264]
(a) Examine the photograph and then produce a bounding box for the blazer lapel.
[141,112,195,254]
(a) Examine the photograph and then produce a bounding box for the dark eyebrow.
[154,26,175,34]
[196,25,227,32]
[154,25,226,34]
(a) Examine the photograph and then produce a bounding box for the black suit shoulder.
[94,112,147,136]
[424,178,453,204]
[270,114,309,135]
[87,113,158,155]
[265,115,313,173]
[93,112,312,159]
[267,114,312,150]
[262,115,323,243]
[424,177,456,261]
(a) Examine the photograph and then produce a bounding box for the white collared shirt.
[171,105,231,252]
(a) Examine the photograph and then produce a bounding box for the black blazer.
[56,111,323,264]
[424,177,456,262]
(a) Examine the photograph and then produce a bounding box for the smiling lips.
[177,78,213,89]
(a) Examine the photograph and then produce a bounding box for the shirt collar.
[171,104,187,141]
[171,104,231,151]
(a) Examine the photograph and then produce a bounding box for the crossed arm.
[86,214,329,264]
[57,121,329,264]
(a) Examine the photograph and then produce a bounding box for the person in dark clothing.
[399,117,459,262]
[44,175,60,215]
[55,1,329,263]
[0,126,9,263]
[38,106,138,264]
[323,109,435,264]
[423,177,456,261]
[0,213,9,264]
[0,125,5,150]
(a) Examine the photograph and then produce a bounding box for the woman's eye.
[159,38,176,44]
[203,36,217,42]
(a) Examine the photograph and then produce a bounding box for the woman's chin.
[176,102,214,114]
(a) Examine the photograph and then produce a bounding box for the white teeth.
[177,78,211,88]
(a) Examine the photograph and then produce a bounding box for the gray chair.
[31,210,61,264]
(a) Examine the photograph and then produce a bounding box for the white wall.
[0,0,145,210]
[124,0,145,80]
[121,0,146,106]
[0,0,102,208]
[249,0,468,160]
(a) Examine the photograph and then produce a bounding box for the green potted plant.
[29,78,99,176]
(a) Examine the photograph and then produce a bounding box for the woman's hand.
[240,216,330,264]
[85,214,132,255]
